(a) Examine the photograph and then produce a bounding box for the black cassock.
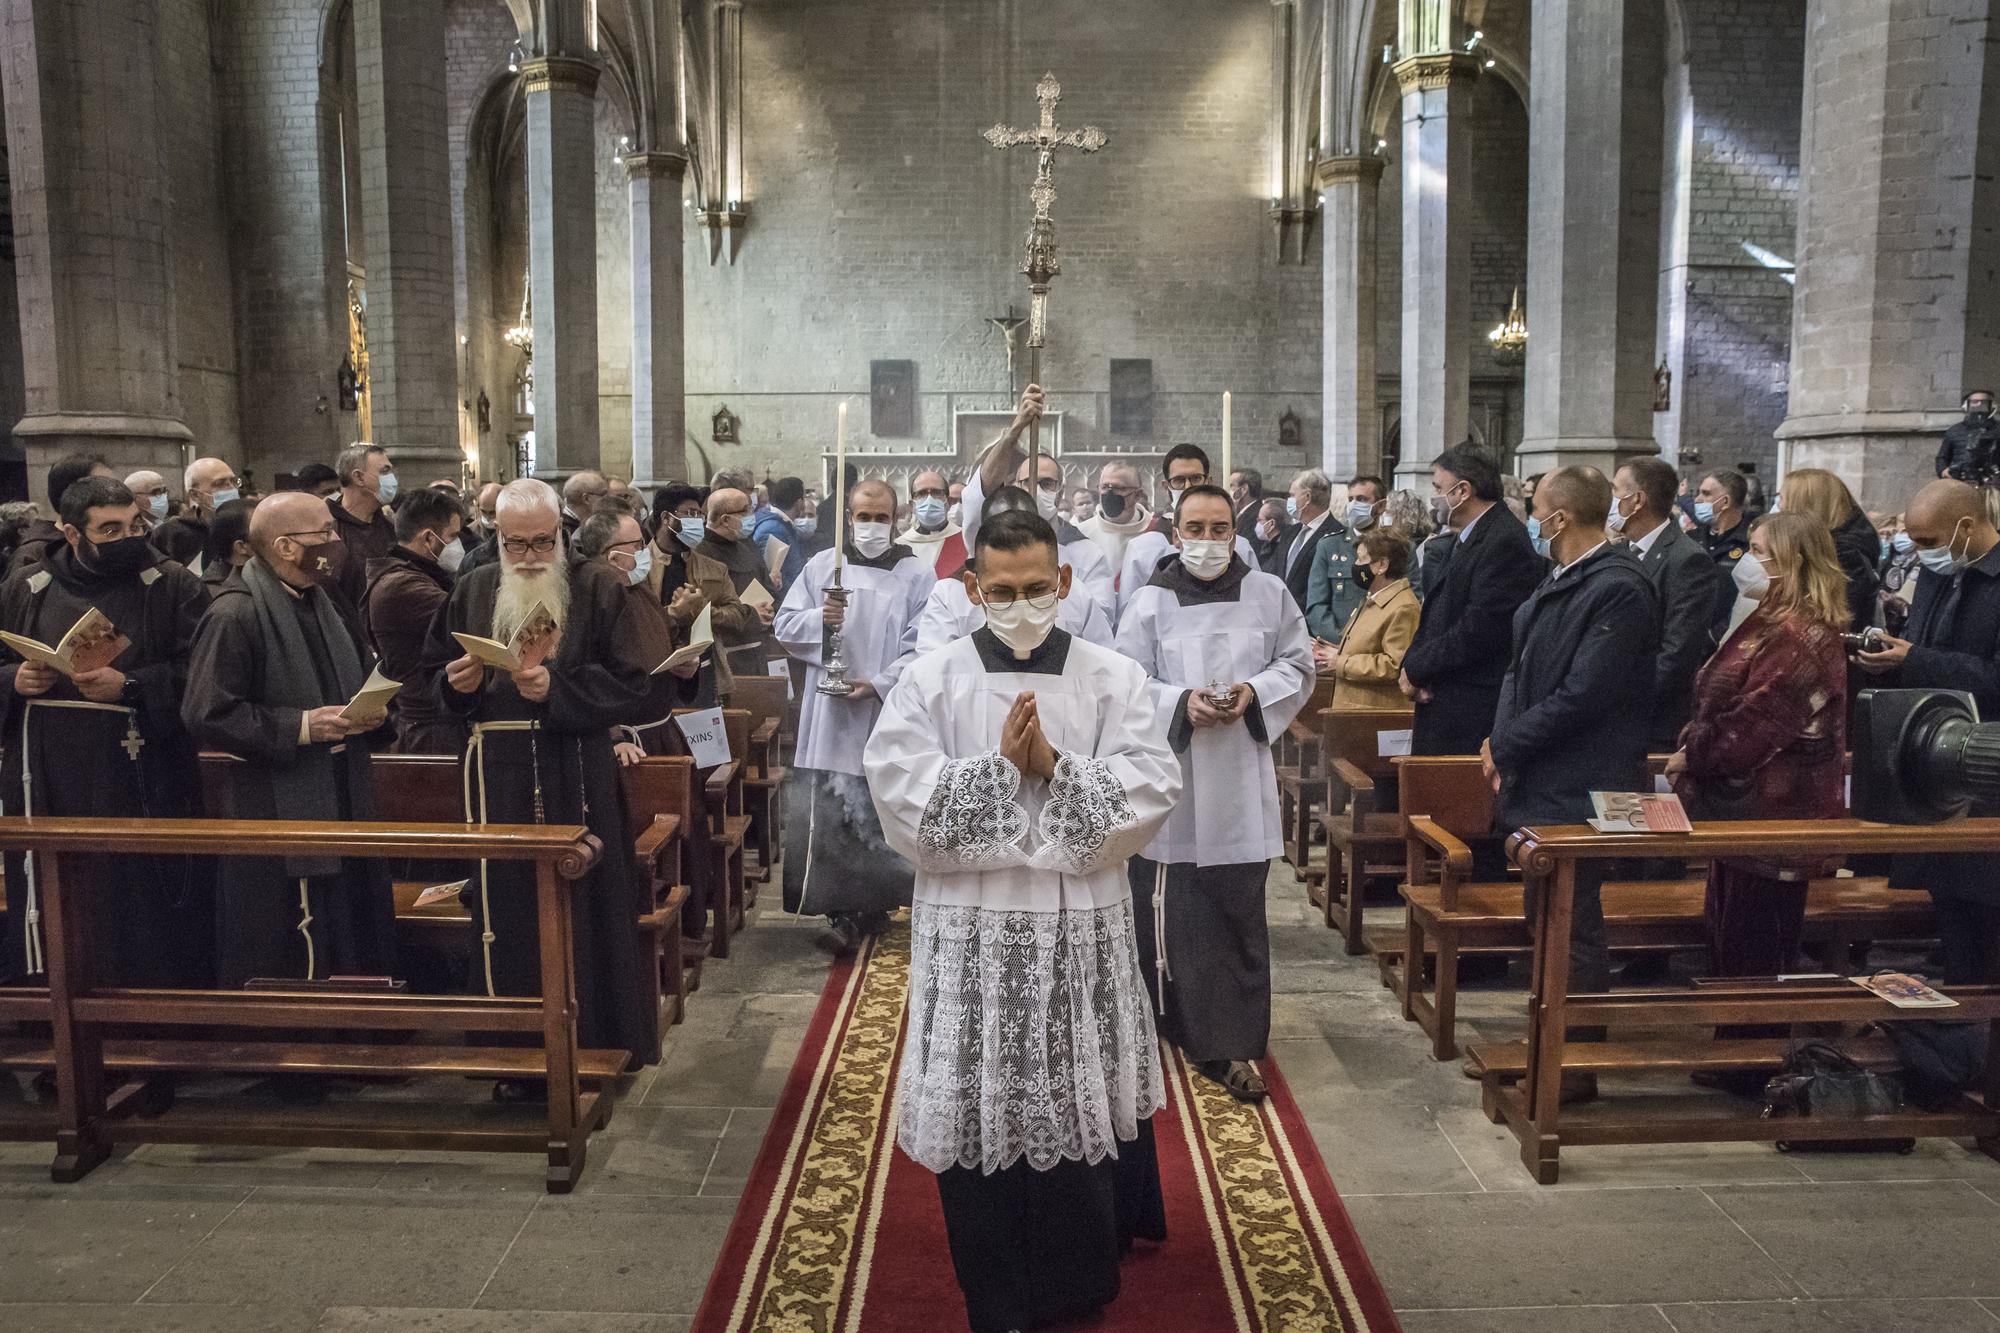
[426,558,660,1068]
[0,547,211,986]
[183,567,397,986]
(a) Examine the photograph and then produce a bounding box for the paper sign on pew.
[674,705,733,768]
[1376,729,1413,758]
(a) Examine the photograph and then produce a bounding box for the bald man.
[183,491,395,989]
[961,386,1115,621]
[1858,479,2000,982]
[696,486,779,677]
[773,477,933,954]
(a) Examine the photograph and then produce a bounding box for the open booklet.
[0,607,129,677]
[763,537,789,583]
[1587,790,1693,834]
[338,664,402,725]
[452,600,559,673]
[654,605,712,675]
[738,577,776,611]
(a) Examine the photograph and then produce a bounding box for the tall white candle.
[1221,390,1233,483]
[833,399,848,563]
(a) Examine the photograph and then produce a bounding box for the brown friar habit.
[182,557,397,986]
[424,556,661,1067]
[0,544,211,985]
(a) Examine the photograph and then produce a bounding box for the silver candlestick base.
[817,625,856,697]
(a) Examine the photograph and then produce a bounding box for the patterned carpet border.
[690,923,1401,1333]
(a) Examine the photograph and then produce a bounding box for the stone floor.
[4,869,2000,1331]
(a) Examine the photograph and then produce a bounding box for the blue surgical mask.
[210,486,239,509]
[1893,531,1915,555]
[1286,496,1300,521]
[1917,543,1962,576]
[376,472,399,504]
[625,544,653,587]
[1693,500,1716,525]
[1880,537,1892,563]
[1527,514,1552,560]
[146,493,170,521]
[913,496,948,529]
[794,515,818,537]
[1345,499,1374,531]
[676,515,705,547]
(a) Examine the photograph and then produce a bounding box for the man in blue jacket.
[1482,465,1659,1102]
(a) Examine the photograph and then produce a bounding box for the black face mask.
[1098,490,1130,520]
[80,534,154,578]
[1354,564,1375,591]
[1972,405,1994,423]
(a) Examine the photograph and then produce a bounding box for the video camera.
[1853,689,2000,823]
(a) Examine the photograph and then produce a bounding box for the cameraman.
[1936,389,2000,483]
[1855,479,2000,981]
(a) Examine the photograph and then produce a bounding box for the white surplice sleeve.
[865,665,1030,873]
[1111,588,1186,726]
[1245,584,1317,736]
[773,553,828,667]
[1063,538,1115,625]
[865,560,934,699]
[1027,667,1180,874]
[913,580,970,656]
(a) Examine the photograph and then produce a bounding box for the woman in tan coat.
[1314,526,1421,710]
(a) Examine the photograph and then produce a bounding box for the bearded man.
[424,478,660,1074]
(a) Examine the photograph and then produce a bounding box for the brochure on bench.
[1851,971,1958,1008]
[1588,790,1692,834]
[452,600,559,673]
[0,607,128,678]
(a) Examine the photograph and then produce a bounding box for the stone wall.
[676,0,1322,496]
[1659,0,1805,486]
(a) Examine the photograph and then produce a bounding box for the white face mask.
[1035,488,1059,522]
[1345,499,1375,531]
[852,521,893,559]
[1180,537,1232,580]
[1733,552,1771,600]
[436,534,465,575]
[980,589,1061,656]
[1606,495,1632,535]
[622,544,653,587]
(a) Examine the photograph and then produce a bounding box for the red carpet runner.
[691,924,1402,1333]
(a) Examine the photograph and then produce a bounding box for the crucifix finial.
[983,72,1108,350]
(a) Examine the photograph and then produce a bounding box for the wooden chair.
[1277,674,1340,876]
[730,676,790,886]
[1313,707,1414,950]
[666,709,752,955]
[616,756,693,1023]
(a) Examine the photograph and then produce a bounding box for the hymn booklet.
[452,600,559,672]
[655,605,712,674]
[0,607,128,677]
[338,664,402,726]
[1588,791,1693,834]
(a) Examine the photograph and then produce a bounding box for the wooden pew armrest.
[749,718,779,776]
[1407,814,1473,884]
[703,762,740,806]
[634,814,682,864]
[1330,758,1378,816]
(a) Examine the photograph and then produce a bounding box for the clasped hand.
[999,691,1058,782]
[1187,683,1253,729]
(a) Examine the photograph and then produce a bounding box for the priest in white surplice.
[865,509,1182,1333]
[774,478,935,956]
[1116,483,1315,1103]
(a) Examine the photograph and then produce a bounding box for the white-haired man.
[125,469,174,529]
[425,477,660,1076]
[149,456,239,568]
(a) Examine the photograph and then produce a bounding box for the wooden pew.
[1277,674,1340,877]
[1481,818,2000,1184]
[1313,706,1414,949]
[730,676,790,887]
[0,815,616,1193]
[665,708,752,955]
[618,755,704,1005]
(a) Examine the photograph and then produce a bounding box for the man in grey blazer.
[1612,457,1725,754]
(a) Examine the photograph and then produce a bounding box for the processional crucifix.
[984,73,1108,474]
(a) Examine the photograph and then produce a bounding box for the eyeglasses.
[978,588,1060,610]
[204,475,242,490]
[280,527,340,542]
[501,534,560,555]
[1165,475,1208,492]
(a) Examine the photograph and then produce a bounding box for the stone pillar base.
[17,413,193,506]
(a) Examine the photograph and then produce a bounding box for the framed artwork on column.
[1110,359,1154,437]
[871,360,917,438]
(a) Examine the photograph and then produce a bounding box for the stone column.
[1,0,191,500]
[1515,0,1666,478]
[1392,53,1476,485]
[353,0,461,482]
[627,150,687,488]
[1778,0,2000,511]
[1318,156,1384,478]
[522,55,601,478]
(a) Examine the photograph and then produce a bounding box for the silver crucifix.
[984,73,1107,470]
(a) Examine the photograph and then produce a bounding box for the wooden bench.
[730,676,790,887]
[618,755,704,1004]
[1276,675,1339,876]
[663,708,752,955]
[1389,757,1935,1061]
[1312,706,1414,949]
[0,815,617,1193]
[1474,819,2000,1184]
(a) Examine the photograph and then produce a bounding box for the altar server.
[914,483,1114,654]
[1115,483,1315,1101]
[774,478,934,954]
[865,507,1182,1333]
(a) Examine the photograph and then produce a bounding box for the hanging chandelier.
[505,271,533,358]
[1488,287,1528,366]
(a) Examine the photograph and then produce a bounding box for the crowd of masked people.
[5,427,1998,1099]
